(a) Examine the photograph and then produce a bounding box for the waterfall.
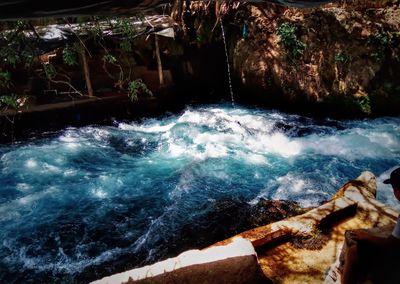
[220,18,235,107]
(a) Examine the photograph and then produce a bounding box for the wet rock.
[175,198,306,254]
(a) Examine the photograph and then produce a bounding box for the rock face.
[231,1,400,117]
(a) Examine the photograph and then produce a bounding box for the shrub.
[334,52,352,64]
[0,70,12,89]
[277,22,306,59]
[0,94,19,109]
[128,79,152,101]
[62,44,79,66]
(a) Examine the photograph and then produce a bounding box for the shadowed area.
[0,0,336,20]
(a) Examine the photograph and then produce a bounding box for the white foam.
[59,136,78,143]
[168,143,186,157]
[25,159,37,168]
[16,183,32,192]
[42,163,61,173]
[119,122,175,133]
[276,173,309,193]
[91,188,107,199]
[64,169,77,177]
[193,143,228,160]
[237,151,268,165]
[18,187,59,205]
[4,244,123,274]
[250,133,301,158]
[0,187,59,221]
[250,173,329,207]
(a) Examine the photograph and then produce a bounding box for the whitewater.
[0,104,399,282]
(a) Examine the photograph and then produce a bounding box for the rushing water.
[0,104,399,283]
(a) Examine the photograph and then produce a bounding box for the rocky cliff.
[228,1,400,116]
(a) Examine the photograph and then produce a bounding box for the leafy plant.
[368,32,393,61]
[115,18,136,52]
[334,52,352,64]
[43,64,57,80]
[352,95,371,115]
[103,54,117,64]
[62,44,79,66]
[277,22,306,59]
[0,71,12,89]
[0,46,20,68]
[0,94,19,109]
[128,79,152,101]
[368,32,391,47]
[119,39,132,52]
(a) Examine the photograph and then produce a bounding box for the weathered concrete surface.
[256,172,397,284]
[91,237,270,284]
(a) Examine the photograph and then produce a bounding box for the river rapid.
[0,104,399,282]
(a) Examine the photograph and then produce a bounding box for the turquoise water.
[0,104,399,282]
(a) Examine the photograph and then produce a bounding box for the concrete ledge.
[91,237,270,284]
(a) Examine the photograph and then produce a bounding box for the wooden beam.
[154,34,164,87]
[79,43,94,97]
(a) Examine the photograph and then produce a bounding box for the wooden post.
[79,43,94,97]
[154,35,164,87]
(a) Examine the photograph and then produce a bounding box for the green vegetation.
[353,95,371,115]
[334,52,352,64]
[368,31,398,61]
[115,18,137,52]
[0,70,12,89]
[0,16,152,113]
[43,64,57,80]
[103,54,117,64]
[62,44,79,66]
[277,22,306,59]
[128,79,152,101]
[0,94,19,109]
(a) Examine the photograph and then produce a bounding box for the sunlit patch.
[25,159,38,168]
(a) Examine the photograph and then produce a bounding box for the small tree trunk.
[79,43,94,97]
[154,35,164,87]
